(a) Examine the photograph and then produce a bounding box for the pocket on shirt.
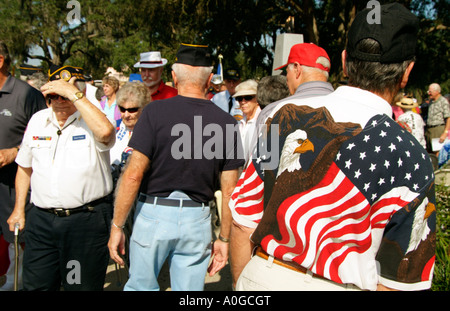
[66,136,92,168]
[30,140,52,166]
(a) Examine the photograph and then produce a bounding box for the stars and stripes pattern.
[230,112,436,290]
[230,158,264,227]
[335,118,433,205]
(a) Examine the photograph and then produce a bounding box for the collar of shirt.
[240,106,262,125]
[152,80,166,96]
[332,86,393,117]
[294,81,334,96]
[116,121,133,141]
[0,74,14,94]
[44,108,81,129]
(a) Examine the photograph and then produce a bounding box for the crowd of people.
[0,2,445,292]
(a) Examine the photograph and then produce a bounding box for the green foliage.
[432,185,450,291]
[1,0,448,92]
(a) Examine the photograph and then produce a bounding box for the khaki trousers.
[236,254,362,291]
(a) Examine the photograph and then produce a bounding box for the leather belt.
[36,195,111,217]
[138,194,205,208]
[255,246,326,280]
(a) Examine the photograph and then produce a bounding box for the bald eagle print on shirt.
[247,104,435,290]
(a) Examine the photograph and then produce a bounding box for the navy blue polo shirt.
[0,74,46,185]
[129,95,244,204]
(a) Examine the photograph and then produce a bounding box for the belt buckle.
[54,209,70,217]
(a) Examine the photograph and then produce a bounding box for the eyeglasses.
[118,106,140,113]
[235,95,255,102]
[47,94,68,101]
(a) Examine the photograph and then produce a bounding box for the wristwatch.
[71,91,84,104]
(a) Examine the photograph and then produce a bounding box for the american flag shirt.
[231,96,436,291]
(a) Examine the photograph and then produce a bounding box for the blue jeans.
[124,193,212,291]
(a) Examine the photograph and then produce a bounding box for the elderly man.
[425,83,450,153]
[108,44,244,291]
[234,3,435,291]
[211,69,243,121]
[228,42,333,288]
[134,51,178,101]
[7,65,116,291]
[258,43,334,128]
[0,41,46,291]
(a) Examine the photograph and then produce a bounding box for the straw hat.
[395,97,418,109]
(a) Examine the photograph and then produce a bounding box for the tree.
[1,0,447,95]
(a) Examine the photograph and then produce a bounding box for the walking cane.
[14,223,20,291]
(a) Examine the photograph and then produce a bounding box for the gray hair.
[257,75,290,108]
[429,83,441,93]
[116,81,152,108]
[0,41,11,71]
[287,56,330,80]
[346,38,414,97]
[172,63,213,88]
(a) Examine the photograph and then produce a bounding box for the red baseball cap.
[275,43,330,72]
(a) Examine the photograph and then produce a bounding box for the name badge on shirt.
[72,135,86,141]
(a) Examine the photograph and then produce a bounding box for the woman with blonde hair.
[100,76,121,127]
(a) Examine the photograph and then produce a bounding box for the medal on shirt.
[33,136,52,141]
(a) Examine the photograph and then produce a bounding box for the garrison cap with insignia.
[19,64,43,76]
[224,69,240,81]
[48,65,85,82]
[174,43,212,67]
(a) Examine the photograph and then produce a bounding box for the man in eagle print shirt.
[231,3,436,291]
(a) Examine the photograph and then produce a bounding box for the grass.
[432,184,450,291]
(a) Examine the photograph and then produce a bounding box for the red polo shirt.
[151,81,178,101]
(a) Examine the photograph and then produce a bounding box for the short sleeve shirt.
[427,95,450,127]
[129,95,244,203]
[0,75,46,185]
[16,108,114,208]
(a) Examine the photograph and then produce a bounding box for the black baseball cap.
[175,44,212,67]
[347,3,419,64]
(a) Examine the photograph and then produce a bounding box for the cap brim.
[233,90,257,98]
[134,59,168,68]
[274,63,288,71]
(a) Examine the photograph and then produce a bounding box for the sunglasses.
[47,94,68,101]
[235,95,255,102]
[118,106,140,113]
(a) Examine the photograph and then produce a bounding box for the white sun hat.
[134,51,168,68]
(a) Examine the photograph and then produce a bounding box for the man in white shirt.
[211,69,243,121]
[7,65,116,291]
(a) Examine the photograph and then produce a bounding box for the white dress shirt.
[16,108,114,209]
[239,106,261,162]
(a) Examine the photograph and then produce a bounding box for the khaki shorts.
[426,125,445,151]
